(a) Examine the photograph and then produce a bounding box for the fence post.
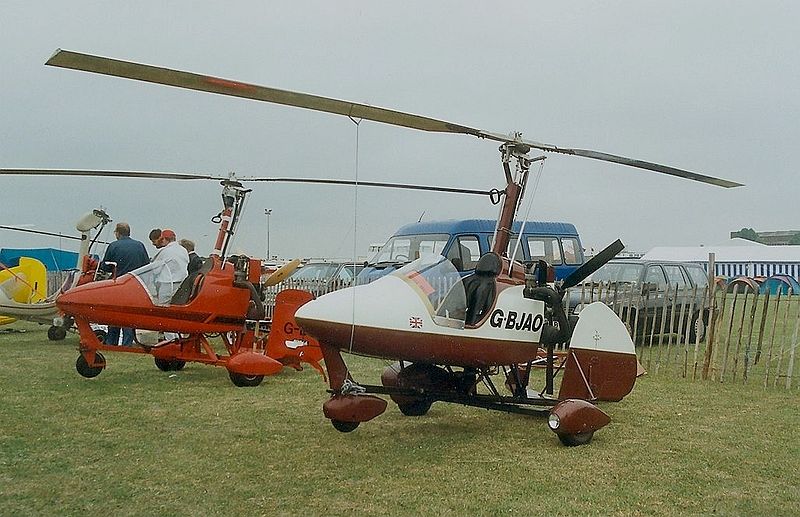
[764,291,782,388]
[654,283,672,375]
[773,296,792,388]
[682,285,696,378]
[754,291,771,366]
[665,283,679,375]
[786,297,799,389]
[702,253,717,380]
[741,290,760,382]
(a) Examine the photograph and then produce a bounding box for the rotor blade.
[45,49,742,189]
[516,143,743,188]
[561,239,625,291]
[0,225,110,244]
[46,49,483,136]
[241,177,492,196]
[0,168,223,181]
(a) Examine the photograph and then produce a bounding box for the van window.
[488,235,525,262]
[527,236,562,265]
[562,238,582,265]
[373,234,449,263]
[446,235,480,271]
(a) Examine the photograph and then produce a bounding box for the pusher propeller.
[560,239,625,291]
[45,49,743,189]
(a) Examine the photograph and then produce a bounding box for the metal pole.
[265,209,272,260]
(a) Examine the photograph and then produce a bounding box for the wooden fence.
[566,282,799,390]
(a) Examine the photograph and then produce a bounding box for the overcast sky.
[1,1,797,261]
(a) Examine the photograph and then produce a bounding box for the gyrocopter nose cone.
[294,288,353,335]
[55,286,93,315]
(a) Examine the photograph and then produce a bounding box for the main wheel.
[76,352,106,378]
[228,371,264,387]
[154,358,187,372]
[48,325,67,341]
[397,399,433,416]
[558,431,594,447]
[382,362,449,417]
[689,311,708,343]
[331,419,359,433]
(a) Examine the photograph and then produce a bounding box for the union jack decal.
[409,316,423,329]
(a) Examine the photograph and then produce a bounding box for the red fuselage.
[56,260,252,334]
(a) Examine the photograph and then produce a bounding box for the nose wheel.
[47,325,67,341]
[331,420,360,433]
[228,371,265,387]
[154,358,187,372]
[76,352,106,378]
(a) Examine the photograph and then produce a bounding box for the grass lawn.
[1,321,798,516]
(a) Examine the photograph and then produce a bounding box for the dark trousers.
[106,326,136,346]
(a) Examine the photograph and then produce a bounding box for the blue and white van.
[357,219,584,283]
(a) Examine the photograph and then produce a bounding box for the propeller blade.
[561,239,625,291]
[0,168,223,181]
[264,258,301,287]
[44,49,743,189]
[242,177,492,196]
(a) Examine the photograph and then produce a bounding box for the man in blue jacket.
[101,222,150,346]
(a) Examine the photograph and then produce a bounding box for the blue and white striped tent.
[642,240,800,282]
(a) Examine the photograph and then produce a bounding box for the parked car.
[569,259,711,343]
[287,260,363,293]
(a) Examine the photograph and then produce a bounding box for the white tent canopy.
[643,241,800,280]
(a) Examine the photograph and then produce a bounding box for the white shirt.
[152,241,190,284]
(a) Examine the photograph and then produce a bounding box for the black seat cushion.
[463,252,502,325]
[170,258,213,305]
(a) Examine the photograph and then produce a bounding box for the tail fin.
[266,289,325,379]
[0,257,47,303]
[559,302,638,402]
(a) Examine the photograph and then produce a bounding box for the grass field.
[1,321,798,516]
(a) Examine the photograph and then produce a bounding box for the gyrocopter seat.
[463,252,502,326]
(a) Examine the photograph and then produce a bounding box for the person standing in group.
[149,228,164,251]
[151,229,189,341]
[100,222,150,346]
[179,239,204,274]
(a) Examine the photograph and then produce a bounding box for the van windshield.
[371,234,449,265]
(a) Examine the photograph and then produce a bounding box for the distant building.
[730,229,800,245]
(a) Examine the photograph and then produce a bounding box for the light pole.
[265,209,272,260]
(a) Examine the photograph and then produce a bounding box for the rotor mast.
[492,138,544,258]
[212,173,251,260]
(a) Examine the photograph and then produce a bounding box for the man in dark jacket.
[101,222,150,346]
[179,239,204,274]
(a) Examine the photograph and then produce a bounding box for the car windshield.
[393,255,465,326]
[589,263,644,285]
[371,234,449,264]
